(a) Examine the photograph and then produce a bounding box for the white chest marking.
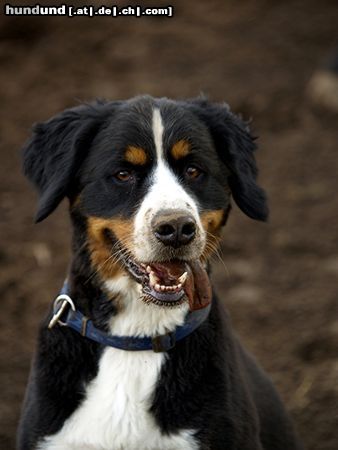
[38,276,198,450]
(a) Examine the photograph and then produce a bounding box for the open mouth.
[123,254,212,310]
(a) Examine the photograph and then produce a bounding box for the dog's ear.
[187,98,269,221]
[23,103,108,222]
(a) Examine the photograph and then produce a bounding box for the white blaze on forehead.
[132,107,205,262]
[152,107,165,162]
[149,107,198,209]
[150,163,196,210]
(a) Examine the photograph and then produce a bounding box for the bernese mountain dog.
[17,96,303,450]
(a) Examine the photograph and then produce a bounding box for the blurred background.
[1,1,338,449]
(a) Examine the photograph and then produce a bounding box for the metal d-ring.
[48,294,76,329]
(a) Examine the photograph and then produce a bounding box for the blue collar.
[48,281,211,353]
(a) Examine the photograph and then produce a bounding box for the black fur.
[185,98,268,221]
[18,96,302,450]
[22,96,267,223]
[22,102,120,222]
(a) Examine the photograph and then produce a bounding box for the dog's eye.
[114,170,133,182]
[185,166,202,180]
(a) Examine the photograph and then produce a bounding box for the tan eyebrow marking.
[125,146,148,165]
[171,140,190,160]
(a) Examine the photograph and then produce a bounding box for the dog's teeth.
[155,283,161,291]
[149,272,159,287]
[146,265,152,273]
[177,283,182,290]
[178,272,188,284]
[160,285,166,291]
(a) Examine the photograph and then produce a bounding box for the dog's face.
[23,96,268,308]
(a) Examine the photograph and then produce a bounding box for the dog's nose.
[152,211,196,248]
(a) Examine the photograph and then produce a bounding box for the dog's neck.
[104,275,190,337]
[68,219,190,338]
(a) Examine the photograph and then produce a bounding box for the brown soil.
[1,1,338,449]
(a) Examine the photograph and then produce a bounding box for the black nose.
[152,211,197,248]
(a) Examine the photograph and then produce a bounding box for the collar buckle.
[152,332,176,353]
[48,294,76,329]
[47,279,211,351]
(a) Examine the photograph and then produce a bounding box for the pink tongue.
[150,261,187,285]
[151,261,211,311]
[184,261,212,311]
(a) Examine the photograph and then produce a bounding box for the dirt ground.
[1,1,338,449]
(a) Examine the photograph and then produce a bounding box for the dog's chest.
[40,348,197,450]
[39,278,198,450]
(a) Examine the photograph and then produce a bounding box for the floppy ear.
[23,103,106,222]
[187,98,269,221]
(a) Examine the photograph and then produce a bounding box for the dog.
[17,96,303,450]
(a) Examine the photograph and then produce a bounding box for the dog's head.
[23,96,268,308]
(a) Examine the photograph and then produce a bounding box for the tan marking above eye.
[125,146,147,165]
[171,140,190,160]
